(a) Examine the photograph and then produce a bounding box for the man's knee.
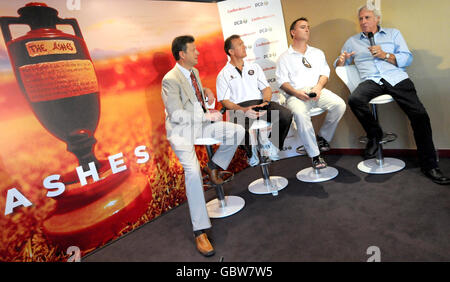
[292,110,311,126]
[225,122,245,145]
[348,93,364,109]
[332,98,347,117]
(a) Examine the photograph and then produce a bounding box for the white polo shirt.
[216,62,270,104]
[276,45,330,94]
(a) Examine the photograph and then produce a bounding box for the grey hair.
[358,3,382,24]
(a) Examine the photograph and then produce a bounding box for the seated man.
[334,4,450,185]
[276,17,346,169]
[216,34,293,166]
[161,35,245,256]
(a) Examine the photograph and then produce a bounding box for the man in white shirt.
[217,35,293,166]
[276,17,346,169]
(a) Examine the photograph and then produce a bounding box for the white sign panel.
[218,0,302,159]
[217,0,288,102]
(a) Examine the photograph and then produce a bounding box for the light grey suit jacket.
[161,65,209,147]
[161,65,245,231]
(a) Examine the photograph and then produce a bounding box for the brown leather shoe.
[195,233,215,257]
[203,166,224,185]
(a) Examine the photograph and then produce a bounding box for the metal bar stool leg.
[357,103,406,174]
[204,145,245,218]
[248,122,288,196]
[296,107,339,183]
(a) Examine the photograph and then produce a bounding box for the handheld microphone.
[368,32,375,46]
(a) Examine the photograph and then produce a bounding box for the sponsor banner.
[278,131,303,159]
[218,0,303,158]
[217,0,288,102]
[0,0,242,262]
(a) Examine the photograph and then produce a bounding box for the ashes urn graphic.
[0,3,152,251]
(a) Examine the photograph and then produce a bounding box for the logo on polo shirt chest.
[248,69,254,75]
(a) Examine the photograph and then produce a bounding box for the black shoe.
[421,168,450,185]
[316,135,330,152]
[312,155,327,170]
[364,138,379,159]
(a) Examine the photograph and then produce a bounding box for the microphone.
[368,32,375,46]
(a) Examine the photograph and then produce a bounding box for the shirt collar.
[176,62,192,79]
[359,26,386,39]
[227,61,245,70]
[288,44,310,55]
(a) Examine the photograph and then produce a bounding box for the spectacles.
[302,57,312,68]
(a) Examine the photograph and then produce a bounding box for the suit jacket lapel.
[174,67,199,106]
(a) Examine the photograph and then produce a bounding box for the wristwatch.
[384,53,390,62]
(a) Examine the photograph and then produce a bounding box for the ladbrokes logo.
[245,57,261,62]
[227,5,251,13]
[263,66,276,72]
[252,14,275,22]
[234,18,248,26]
[255,40,279,48]
[239,32,256,38]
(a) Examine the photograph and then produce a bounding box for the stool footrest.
[295,146,307,156]
[202,170,234,187]
[359,132,397,144]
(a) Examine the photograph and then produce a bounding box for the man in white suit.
[161,35,245,257]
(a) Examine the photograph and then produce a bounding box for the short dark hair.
[224,34,241,56]
[289,17,309,38]
[171,35,195,61]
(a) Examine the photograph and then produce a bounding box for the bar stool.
[296,107,339,183]
[356,95,405,174]
[194,137,245,218]
[335,65,405,174]
[247,120,288,196]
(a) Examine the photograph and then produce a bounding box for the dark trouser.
[348,78,437,171]
[227,99,293,157]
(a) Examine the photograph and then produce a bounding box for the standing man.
[335,5,449,185]
[276,17,346,169]
[161,35,245,256]
[216,35,293,166]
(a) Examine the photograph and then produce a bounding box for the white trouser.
[285,88,346,158]
[170,121,245,231]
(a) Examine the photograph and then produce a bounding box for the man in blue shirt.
[335,5,449,185]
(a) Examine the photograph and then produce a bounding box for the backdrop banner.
[217,0,302,159]
[0,0,251,262]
